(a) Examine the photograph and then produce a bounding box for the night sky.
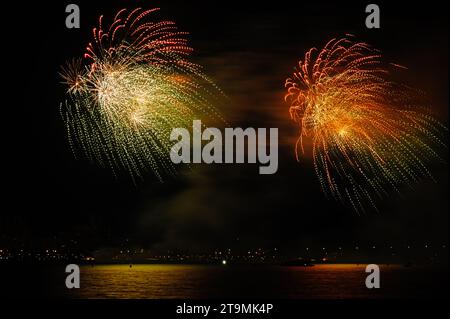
[3,0,448,255]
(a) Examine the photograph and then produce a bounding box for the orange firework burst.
[285,36,447,213]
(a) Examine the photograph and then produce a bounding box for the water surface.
[61,264,448,299]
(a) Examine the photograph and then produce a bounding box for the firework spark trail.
[60,8,223,182]
[285,36,447,213]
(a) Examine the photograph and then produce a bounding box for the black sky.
[3,0,448,253]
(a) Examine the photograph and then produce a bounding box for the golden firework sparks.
[60,8,223,182]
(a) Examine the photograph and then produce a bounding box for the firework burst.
[285,36,447,213]
[60,8,222,181]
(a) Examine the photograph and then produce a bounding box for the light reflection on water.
[67,264,447,299]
